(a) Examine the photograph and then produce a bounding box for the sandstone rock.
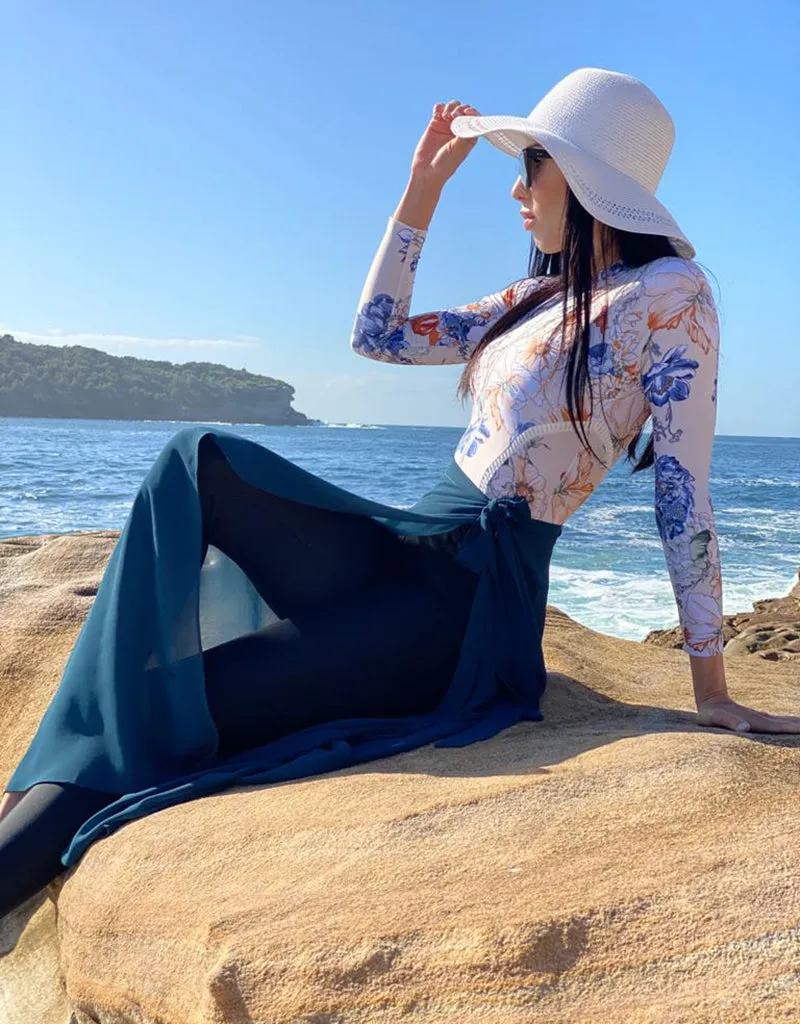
[2,532,800,1023]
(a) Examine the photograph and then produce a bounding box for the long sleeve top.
[350,215,725,658]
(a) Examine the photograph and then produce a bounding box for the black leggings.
[0,434,478,919]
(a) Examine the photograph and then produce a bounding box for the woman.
[3,67,798,923]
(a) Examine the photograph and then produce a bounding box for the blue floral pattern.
[653,454,695,542]
[350,216,535,366]
[455,420,491,458]
[639,262,724,656]
[587,339,616,377]
[642,344,700,444]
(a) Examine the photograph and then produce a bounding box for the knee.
[169,425,210,453]
[146,427,217,483]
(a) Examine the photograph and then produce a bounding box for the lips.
[520,211,535,222]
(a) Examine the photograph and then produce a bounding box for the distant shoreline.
[0,333,318,427]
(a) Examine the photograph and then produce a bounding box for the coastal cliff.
[0,334,318,426]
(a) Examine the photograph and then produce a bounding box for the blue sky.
[2,0,798,433]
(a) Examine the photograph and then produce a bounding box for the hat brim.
[451,114,696,260]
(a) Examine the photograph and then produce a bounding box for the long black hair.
[456,187,690,474]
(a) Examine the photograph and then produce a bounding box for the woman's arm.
[638,260,800,736]
[349,176,534,366]
[638,258,727,676]
[392,173,443,232]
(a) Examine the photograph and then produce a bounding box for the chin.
[530,229,556,253]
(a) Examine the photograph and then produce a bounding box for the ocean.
[1,417,798,647]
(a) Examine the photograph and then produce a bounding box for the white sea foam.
[320,422,384,429]
[710,476,800,487]
[547,561,798,644]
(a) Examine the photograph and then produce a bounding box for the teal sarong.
[6,426,562,867]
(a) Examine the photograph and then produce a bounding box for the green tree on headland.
[0,334,317,425]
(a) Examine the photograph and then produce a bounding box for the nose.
[510,175,528,201]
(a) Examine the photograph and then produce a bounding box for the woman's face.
[510,141,568,255]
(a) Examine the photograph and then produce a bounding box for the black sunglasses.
[518,145,551,188]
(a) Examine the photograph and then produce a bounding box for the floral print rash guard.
[350,215,724,658]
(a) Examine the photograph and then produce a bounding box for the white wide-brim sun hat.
[450,67,696,261]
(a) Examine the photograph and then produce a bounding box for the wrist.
[689,651,729,705]
[393,175,444,232]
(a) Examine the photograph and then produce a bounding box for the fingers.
[757,711,800,724]
[734,710,800,732]
[757,714,800,732]
[432,101,480,119]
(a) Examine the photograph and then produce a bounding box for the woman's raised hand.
[410,101,482,189]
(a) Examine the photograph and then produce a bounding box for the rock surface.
[1,532,799,1023]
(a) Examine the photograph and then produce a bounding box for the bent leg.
[0,782,118,920]
[197,434,408,623]
[204,560,478,759]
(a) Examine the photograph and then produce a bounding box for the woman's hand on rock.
[695,695,800,734]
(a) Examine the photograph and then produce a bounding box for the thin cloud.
[0,326,261,350]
